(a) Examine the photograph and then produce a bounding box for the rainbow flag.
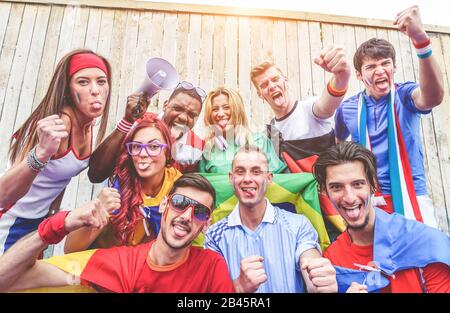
[196,172,342,251]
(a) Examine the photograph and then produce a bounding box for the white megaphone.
[137,57,179,98]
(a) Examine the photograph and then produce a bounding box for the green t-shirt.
[199,132,286,174]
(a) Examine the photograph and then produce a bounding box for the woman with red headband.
[65,112,182,252]
[0,49,112,255]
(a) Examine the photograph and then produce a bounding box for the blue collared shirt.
[204,200,321,293]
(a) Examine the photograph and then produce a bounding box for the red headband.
[69,53,109,77]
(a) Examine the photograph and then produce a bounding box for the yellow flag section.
[195,173,345,251]
[15,250,99,293]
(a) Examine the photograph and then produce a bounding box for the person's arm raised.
[394,6,444,110]
[312,46,351,119]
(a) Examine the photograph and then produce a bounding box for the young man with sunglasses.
[0,174,234,293]
[205,145,338,293]
[88,81,206,181]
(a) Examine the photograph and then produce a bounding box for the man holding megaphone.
[88,58,206,183]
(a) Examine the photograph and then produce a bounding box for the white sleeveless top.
[2,118,91,219]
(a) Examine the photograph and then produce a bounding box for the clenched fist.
[394,6,429,45]
[35,115,69,162]
[314,46,351,90]
[233,256,267,293]
[64,199,110,233]
[96,187,121,214]
[125,92,150,122]
[301,257,338,293]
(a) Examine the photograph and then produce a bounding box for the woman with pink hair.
[65,112,182,251]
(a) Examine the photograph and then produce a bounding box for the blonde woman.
[200,86,286,173]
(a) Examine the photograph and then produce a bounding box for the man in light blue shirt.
[204,145,337,293]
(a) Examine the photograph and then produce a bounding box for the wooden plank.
[285,20,300,101]
[84,7,101,51]
[339,25,359,96]
[103,9,126,136]
[237,17,251,128]
[32,5,64,111]
[0,3,24,125]
[9,0,450,34]
[321,23,334,86]
[96,8,114,57]
[376,28,389,41]
[309,21,324,96]
[155,12,177,111]
[212,15,225,88]
[193,14,214,136]
[0,4,37,168]
[258,17,275,126]
[187,14,202,85]
[440,34,450,160]
[272,20,287,80]
[199,14,214,93]
[14,5,50,131]
[426,35,450,232]
[249,17,263,129]
[0,2,12,51]
[224,16,238,89]
[70,6,89,49]
[353,26,367,91]
[175,13,189,83]
[115,10,140,125]
[297,21,313,98]
[55,4,77,62]
[365,27,377,40]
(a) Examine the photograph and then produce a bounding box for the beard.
[346,213,370,232]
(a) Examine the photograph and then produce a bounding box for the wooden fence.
[1,0,449,233]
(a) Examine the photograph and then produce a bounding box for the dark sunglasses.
[176,81,207,103]
[168,193,212,223]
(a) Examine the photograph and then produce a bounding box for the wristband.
[327,80,348,97]
[116,118,133,134]
[38,211,70,244]
[27,146,48,172]
[413,37,432,59]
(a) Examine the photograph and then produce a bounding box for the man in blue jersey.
[204,145,337,293]
[334,6,444,227]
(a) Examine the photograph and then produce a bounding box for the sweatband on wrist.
[413,37,432,59]
[116,118,133,134]
[327,80,348,97]
[38,211,70,244]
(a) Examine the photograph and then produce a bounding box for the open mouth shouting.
[270,91,286,107]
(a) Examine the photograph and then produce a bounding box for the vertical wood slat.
[297,21,313,99]
[237,17,251,124]
[0,4,36,168]
[285,21,300,101]
[13,5,50,133]
[224,16,238,90]
[0,3,25,125]
[32,5,64,111]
